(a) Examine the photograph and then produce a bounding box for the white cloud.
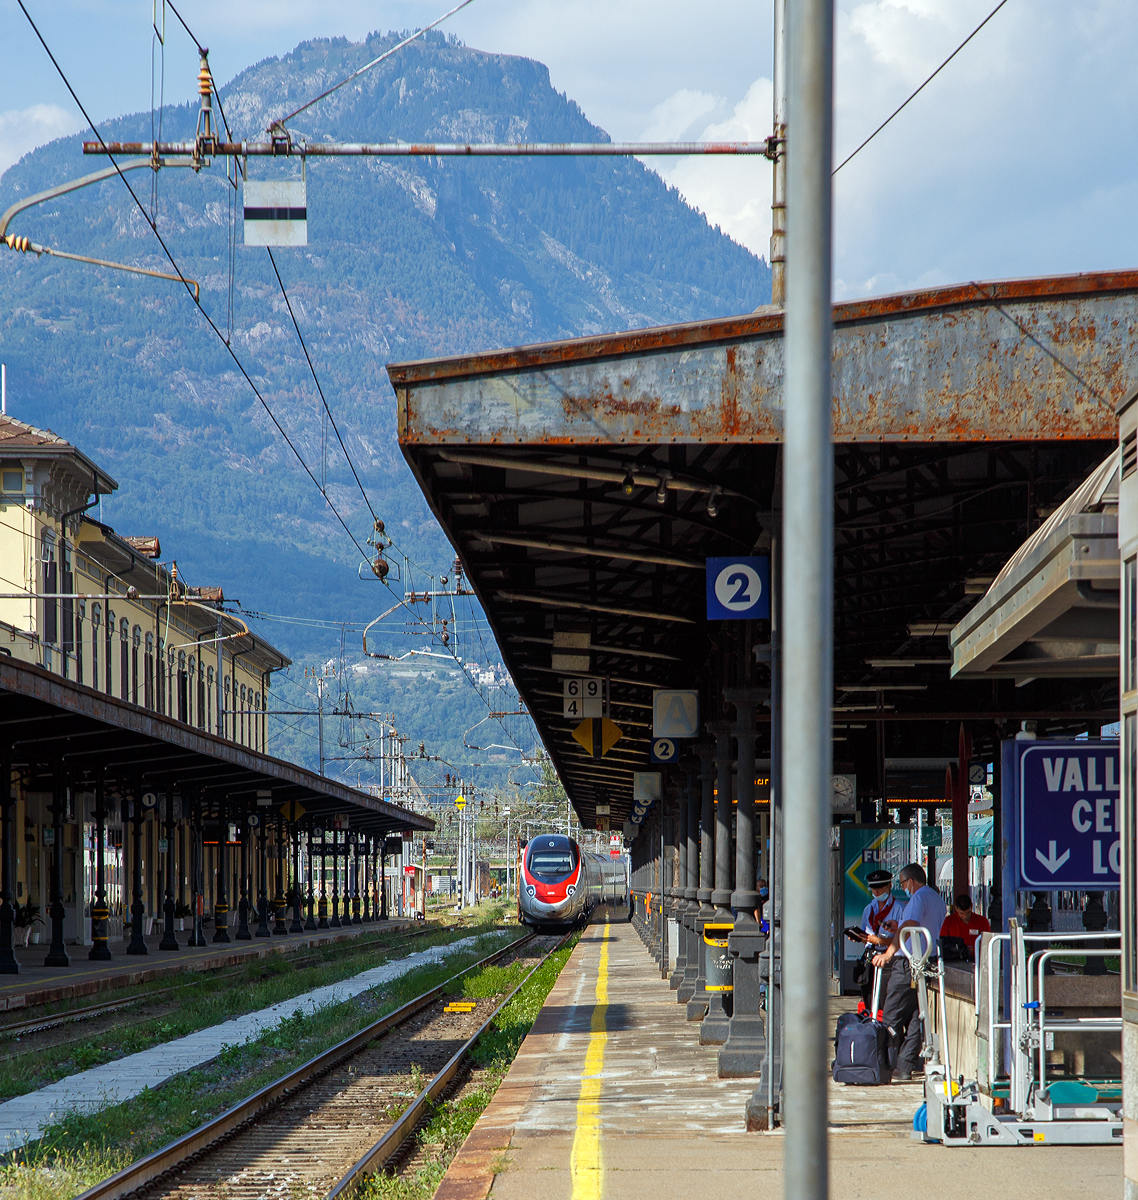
[0,104,82,178]
[645,78,775,258]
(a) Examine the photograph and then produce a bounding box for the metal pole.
[770,0,788,306]
[782,0,834,1195]
[317,676,325,777]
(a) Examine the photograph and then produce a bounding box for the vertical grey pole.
[770,0,787,306]
[215,611,223,736]
[782,0,834,1196]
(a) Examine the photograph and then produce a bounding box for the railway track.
[74,928,562,1200]
[0,920,467,1044]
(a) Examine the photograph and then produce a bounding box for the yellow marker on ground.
[570,916,608,1200]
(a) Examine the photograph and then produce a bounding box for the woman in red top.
[940,894,991,953]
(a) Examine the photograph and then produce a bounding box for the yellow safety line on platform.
[570,917,609,1200]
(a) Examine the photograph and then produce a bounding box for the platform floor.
[436,915,1121,1200]
[0,919,415,1012]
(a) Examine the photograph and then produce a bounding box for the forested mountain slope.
[0,30,769,774]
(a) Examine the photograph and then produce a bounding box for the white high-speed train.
[517,834,627,928]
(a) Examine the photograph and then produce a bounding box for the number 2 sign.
[705,557,771,621]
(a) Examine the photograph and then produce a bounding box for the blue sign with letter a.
[706,556,770,621]
[1013,740,1120,889]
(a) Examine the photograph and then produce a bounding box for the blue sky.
[2,0,1137,298]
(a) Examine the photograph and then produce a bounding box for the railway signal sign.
[563,675,602,719]
[244,177,307,246]
[572,717,623,758]
[455,794,467,810]
[706,556,770,620]
[1012,740,1120,889]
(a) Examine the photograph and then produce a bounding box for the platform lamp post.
[213,794,231,943]
[273,811,288,935]
[88,775,111,962]
[351,833,362,924]
[775,0,834,1190]
[255,796,271,937]
[345,829,356,924]
[329,827,342,928]
[362,836,372,922]
[317,825,329,928]
[0,745,17,974]
[160,788,181,951]
[687,743,716,1021]
[720,688,767,1076]
[42,765,70,967]
[700,723,736,1045]
[236,807,252,940]
[125,782,147,956]
[677,764,700,1004]
[290,818,304,933]
[189,788,208,948]
[304,824,317,930]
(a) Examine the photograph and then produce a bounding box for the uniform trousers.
[880,956,924,1076]
[859,957,891,1013]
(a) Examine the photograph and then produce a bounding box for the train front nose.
[524,882,577,920]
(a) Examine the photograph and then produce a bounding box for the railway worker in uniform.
[871,862,947,1082]
[847,868,900,1013]
[939,894,990,959]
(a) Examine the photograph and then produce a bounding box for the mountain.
[0,30,770,780]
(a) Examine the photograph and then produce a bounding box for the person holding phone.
[844,868,899,1012]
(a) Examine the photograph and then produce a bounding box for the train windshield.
[527,839,579,882]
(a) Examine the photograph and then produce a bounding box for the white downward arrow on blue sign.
[1035,841,1071,874]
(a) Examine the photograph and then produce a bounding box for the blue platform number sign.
[650,737,679,764]
[706,556,770,621]
[1018,741,1120,889]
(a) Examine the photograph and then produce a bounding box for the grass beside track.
[360,934,579,1200]
[0,908,510,1102]
[0,926,519,1199]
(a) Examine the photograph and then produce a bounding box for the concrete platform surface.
[435,917,1121,1200]
[0,929,509,1152]
[0,918,417,1012]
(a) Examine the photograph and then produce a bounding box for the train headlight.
[566,885,576,897]
[526,885,535,897]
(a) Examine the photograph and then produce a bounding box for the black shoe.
[893,1071,912,1082]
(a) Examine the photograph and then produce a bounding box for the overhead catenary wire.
[14,0,373,569]
[833,0,1011,175]
[266,248,380,524]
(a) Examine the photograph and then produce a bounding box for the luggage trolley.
[911,921,1122,1146]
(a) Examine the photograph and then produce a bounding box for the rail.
[73,929,541,1200]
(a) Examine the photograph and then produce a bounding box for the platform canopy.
[391,271,1132,826]
[1,659,433,836]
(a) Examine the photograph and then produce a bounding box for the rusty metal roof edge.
[386,268,1138,387]
[0,659,433,830]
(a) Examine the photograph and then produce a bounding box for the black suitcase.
[832,967,889,1086]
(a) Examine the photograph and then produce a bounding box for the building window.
[206,666,214,731]
[0,468,22,495]
[76,601,85,686]
[119,619,129,702]
[144,632,154,709]
[41,532,58,654]
[156,639,165,715]
[197,658,206,730]
[131,625,141,705]
[240,683,247,745]
[105,607,115,694]
[224,676,231,740]
[91,604,100,689]
[178,650,187,723]
[188,656,197,727]
[60,541,73,679]
[168,646,176,716]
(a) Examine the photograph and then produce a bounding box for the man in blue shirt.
[871,862,948,1081]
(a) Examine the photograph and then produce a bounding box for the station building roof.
[390,270,1132,826]
[0,658,433,836]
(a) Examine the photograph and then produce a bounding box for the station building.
[0,415,432,959]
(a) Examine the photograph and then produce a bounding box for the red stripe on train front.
[523,859,581,903]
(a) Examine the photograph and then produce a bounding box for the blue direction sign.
[706,556,770,621]
[1016,740,1120,889]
